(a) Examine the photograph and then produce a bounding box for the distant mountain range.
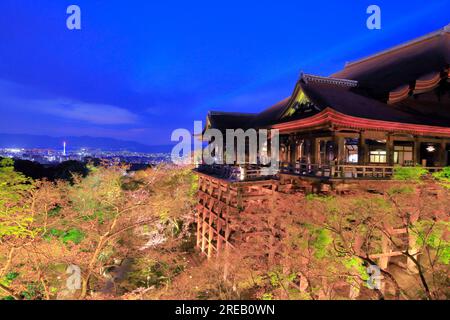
[0,133,175,153]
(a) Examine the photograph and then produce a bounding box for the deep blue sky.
[0,1,448,145]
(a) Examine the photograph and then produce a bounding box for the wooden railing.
[197,163,445,181]
[279,162,328,176]
[334,164,394,178]
[196,164,277,181]
[279,162,445,179]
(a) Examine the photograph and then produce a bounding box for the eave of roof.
[271,108,450,137]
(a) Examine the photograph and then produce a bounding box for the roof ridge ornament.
[301,73,358,87]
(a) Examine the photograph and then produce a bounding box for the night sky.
[0,0,448,146]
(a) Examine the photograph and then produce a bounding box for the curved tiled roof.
[299,81,450,127]
[333,25,449,99]
[249,97,290,127]
[206,111,257,131]
[246,79,450,128]
[205,25,450,132]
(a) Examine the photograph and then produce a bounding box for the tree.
[0,161,200,300]
[0,158,36,299]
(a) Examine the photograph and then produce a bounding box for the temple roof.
[205,25,450,133]
[248,79,450,128]
[333,25,449,99]
[249,97,290,127]
[205,111,257,131]
[297,81,450,127]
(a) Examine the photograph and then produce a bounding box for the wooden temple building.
[194,26,450,296]
[201,25,450,180]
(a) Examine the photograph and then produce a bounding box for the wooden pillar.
[207,207,214,258]
[438,141,446,167]
[201,211,207,254]
[316,138,322,165]
[336,137,346,164]
[414,137,421,166]
[309,138,316,165]
[196,205,202,248]
[223,184,231,281]
[334,135,345,165]
[223,225,231,281]
[358,131,368,165]
[216,187,223,257]
[387,134,394,166]
[196,178,202,249]
[288,135,299,166]
[444,141,449,166]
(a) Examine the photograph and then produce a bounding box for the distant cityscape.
[0,142,172,166]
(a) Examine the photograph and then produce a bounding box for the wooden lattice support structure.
[195,172,280,261]
[196,173,237,259]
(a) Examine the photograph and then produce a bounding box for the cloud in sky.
[37,99,139,125]
[0,79,139,125]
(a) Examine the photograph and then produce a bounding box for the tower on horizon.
[63,141,67,156]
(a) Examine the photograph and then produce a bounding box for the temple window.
[366,139,387,163]
[394,145,413,165]
[370,150,387,163]
[345,138,359,163]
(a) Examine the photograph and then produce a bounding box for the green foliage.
[392,166,428,181]
[311,228,333,259]
[305,194,340,215]
[5,272,19,282]
[352,197,392,214]
[188,171,198,199]
[438,246,450,265]
[267,268,296,288]
[21,282,45,300]
[161,168,198,202]
[0,271,19,287]
[387,185,414,195]
[44,228,85,244]
[62,228,85,244]
[159,208,170,222]
[343,257,369,281]
[268,270,281,287]
[169,218,182,237]
[261,293,273,300]
[413,220,450,264]
[0,164,200,300]
[0,158,35,238]
[47,205,62,217]
[68,166,122,223]
[433,167,450,181]
[237,275,264,291]
[305,194,334,202]
[433,167,450,188]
